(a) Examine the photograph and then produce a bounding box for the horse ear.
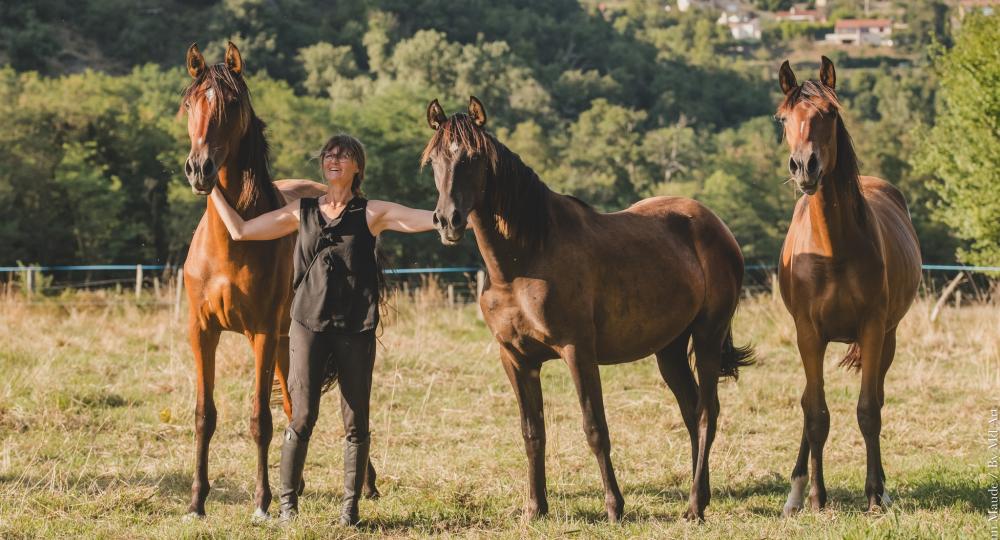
[819,56,836,90]
[778,60,797,95]
[427,99,447,130]
[225,41,244,75]
[186,43,206,79]
[468,96,487,127]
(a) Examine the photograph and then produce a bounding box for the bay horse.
[774,57,921,515]
[180,42,376,519]
[422,97,754,521]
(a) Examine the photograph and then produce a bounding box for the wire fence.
[1,262,997,307]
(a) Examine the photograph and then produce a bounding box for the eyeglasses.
[323,153,351,161]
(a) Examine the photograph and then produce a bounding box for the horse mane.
[421,113,551,250]
[779,80,863,211]
[181,63,279,212]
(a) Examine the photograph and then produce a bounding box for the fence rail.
[1,263,996,307]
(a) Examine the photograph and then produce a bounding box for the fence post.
[153,277,161,299]
[174,272,184,320]
[447,284,455,306]
[476,270,485,320]
[771,272,779,302]
[25,268,33,296]
[135,264,143,299]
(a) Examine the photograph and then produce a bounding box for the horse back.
[517,195,743,362]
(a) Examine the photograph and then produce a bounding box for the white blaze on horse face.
[205,88,215,103]
[799,120,805,138]
[783,476,807,516]
[449,141,460,154]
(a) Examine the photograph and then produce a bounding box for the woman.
[211,134,435,525]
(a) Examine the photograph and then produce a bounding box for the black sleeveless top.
[291,197,379,333]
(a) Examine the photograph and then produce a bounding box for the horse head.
[775,56,842,195]
[181,42,252,195]
[421,96,495,245]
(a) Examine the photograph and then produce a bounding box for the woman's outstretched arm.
[210,189,301,241]
[366,200,436,235]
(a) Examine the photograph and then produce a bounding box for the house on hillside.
[958,0,998,17]
[774,6,826,23]
[717,5,762,41]
[824,19,893,46]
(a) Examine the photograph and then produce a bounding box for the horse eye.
[183,100,191,110]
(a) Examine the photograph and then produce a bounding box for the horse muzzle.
[433,209,467,246]
[185,156,218,195]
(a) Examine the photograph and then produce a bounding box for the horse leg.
[275,333,293,421]
[499,349,548,519]
[685,330,723,521]
[250,332,278,519]
[795,327,829,512]
[875,330,897,500]
[782,426,810,516]
[187,324,220,518]
[654,334,699,477]
[857,323,888,511]
[564,344,624,523]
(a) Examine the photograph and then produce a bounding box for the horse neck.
[206,130,277,245]
[468,160,547,285]
[468,209,526,285]
[807,166,868,257]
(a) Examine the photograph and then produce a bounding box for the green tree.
[918,14,1000,266]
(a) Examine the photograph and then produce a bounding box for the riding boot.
[278,427,310,522]
[339,436,370,526]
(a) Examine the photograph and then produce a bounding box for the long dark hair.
[316,134,391,355]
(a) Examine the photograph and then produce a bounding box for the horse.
[422,96,754,522]
[179,42,376,519]
[773,57,921,515]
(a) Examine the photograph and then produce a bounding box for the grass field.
[0,286,996,539]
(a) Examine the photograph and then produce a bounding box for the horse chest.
[481,288,557,357]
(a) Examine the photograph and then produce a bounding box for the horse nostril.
[806,154,819,175]
[185,160,194,176]
[789,157,799,174]
[432,212,440,227]
[202,159,215,178]
[450,210,464,229]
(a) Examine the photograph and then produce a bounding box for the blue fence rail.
[3,263,999,273]
[1,263,996,302]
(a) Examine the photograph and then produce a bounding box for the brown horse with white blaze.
[423,97,754,521]
[180,42,376,519]
[774,57,921,515]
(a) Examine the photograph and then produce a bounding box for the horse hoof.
[251,508,270,523]
[364,487,381,500]
[867,494,892,513]
[682,509,704,522]
[523,503,548,521]
[782,502,803,517]
[182,511,205,522]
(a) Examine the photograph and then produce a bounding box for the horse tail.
[720,326,756,380]
[268,365,338,408]
[839,343,862,371]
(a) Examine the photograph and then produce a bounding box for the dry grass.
[0,288,995,538]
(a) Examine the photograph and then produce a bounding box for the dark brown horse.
[422,97,754,521]
[180,42,375,519]
[774,57,921,515]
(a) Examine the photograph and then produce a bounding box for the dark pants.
[287,319,375,443]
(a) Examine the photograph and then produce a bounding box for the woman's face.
[322,147,359,186]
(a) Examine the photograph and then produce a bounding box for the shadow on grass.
[0,468,256,511]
